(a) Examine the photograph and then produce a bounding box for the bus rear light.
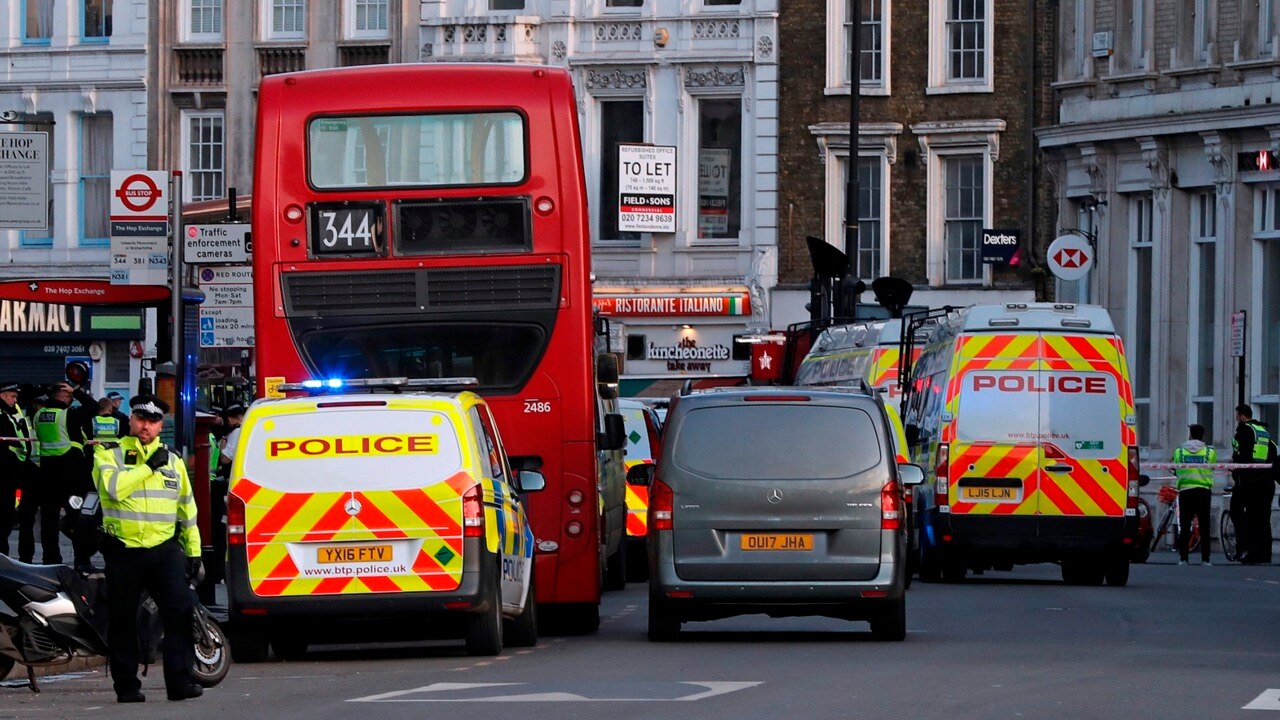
[462,485,484,538]
[935,443,950,508]
[651,479,674,531]
[283,204,304,223]
[567,489,585,507]
[881,481,902,530]
[534,196,555,215]
[565,520,584,538]
[228,491,246,546]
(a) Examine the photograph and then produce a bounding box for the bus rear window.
[308,112,526,190]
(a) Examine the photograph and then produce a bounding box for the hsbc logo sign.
[1047,234,1095,281]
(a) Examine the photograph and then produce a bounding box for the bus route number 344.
[524,400,552,413]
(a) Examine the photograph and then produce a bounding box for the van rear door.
[236,403,470,597]
[950,334,1043,517]
[667,400,886,582]
[1035,334,1129,519]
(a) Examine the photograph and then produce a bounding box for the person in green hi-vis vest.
[1172,424,1216,565]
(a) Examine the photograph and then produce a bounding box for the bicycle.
[1219,485,1236,562]
[1150,484,1201,554]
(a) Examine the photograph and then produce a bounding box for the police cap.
[0,381,18,393]
[129,394,170,420]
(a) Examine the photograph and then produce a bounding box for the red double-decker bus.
[249,64,627,631]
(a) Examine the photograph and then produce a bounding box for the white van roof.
[810,319,903,354]
[960,303,1116,334]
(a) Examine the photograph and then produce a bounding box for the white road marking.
[348,681,763,703]
[1244,689,1280,710]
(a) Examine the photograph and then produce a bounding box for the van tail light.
[463,485,484,538]
[881,481,902,530]
[228,491,246,546]
[935,443,950,508]
[1126,445,1140,509]
[651,478,674,531]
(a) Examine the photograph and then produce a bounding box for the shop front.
[593,289,754,398]
[0,298,146,399]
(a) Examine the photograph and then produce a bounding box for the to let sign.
[618,144,677,234]
[0,131,49,231]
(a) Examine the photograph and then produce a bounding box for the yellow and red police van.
[619,398,663,577]
[794,319,921,402]
[225,378,542,660]
[903,303,1140,586]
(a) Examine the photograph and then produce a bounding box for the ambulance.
[903,303,1141,587]
[225,378,542,660]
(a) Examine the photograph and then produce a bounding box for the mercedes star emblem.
[767,489,783,504]
[344,498,362,516]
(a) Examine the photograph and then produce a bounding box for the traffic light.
[64,359,91,388]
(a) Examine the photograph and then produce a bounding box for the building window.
[1192,0,1211,62]
[1190,191,1217,434]
[184,0,223,41]
[490,0,524,9]
[1261,0,1277,55]
[1062,0,1090,78]
[345,0,388,38]
[943,155,984,283]
[23,0,54,44]
[827,156,887,281]
[80,114,113,247]
[19,114,55,248]
[1128,194,1154,445]
[1128,0,1148,69]
[183,112,225,202]
[597,100,644,244]
[696,98,742,241]
[264,0,305,40]
[827,0,890,93]
[706,0,740,5]
[1056,203,1094,303]
[928,0,993,92]
[83,0,112,40]
[606,0,643,7]
[1254,184,1280,430]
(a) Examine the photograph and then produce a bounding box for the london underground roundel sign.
[1047,234,1094,282]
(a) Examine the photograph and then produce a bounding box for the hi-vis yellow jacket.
[93,436,201,556]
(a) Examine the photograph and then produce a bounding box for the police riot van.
[903,303,1141,587]
[225,378,543,660]
[795,320,914,401]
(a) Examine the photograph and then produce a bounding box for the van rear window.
[671,405,881,480]
[240,408,463,493]
[957,370,1120,453]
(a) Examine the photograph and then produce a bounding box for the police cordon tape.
[1142,462,1272,470]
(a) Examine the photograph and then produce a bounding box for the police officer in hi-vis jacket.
[93,395,204,703]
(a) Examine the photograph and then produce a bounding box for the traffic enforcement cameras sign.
[184,223,252,264]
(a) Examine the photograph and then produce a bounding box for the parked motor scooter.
[0,550,230,693]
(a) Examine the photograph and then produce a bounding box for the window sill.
[925,83,993,96]
[1100,69,1159,94]
[823,85,891,97]
[1165,63,1222,88]
[594,242,650,252]
[1224,56,1280,79]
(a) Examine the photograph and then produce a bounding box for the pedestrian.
[31,381,94,565]
[0,381,36,558]
[92,397,123,441]
[106,391,130,430]
[1173,423,1216,565]
[1231,404,1275,565]
[93,395,204,703]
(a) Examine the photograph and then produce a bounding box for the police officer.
[1232,404,1275,564]
[1173,424,1216,565]
[92,397,123,441]
[32,382,94,564]
[0,381,35,558]
[93,395,204,703]
[106,391,129,429]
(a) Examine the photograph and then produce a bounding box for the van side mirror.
[598,382,619,401]
[627,463,655,486]
[600,412,626,451]
[904,423,920,447]
[1138,474,1151,487]
[516,469,546,493]
[597,353,620,384]
[897,463,926,487]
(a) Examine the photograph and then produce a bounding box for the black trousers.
[22,454,80,564]
[1231,478,1275,563]
[101,535,196,696]
[1177,487,1212,562]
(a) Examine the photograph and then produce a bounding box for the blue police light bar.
[277,377,480,394]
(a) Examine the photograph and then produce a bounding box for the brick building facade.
[773,0,1055,322]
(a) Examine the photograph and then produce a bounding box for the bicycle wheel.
[1151,507,1176,552]
[1220,510,1237,562]
[1186,516,1201,555]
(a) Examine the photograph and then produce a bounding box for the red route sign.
[0,278,170,305]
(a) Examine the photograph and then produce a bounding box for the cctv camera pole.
[843,0,862,316]
[169,171,189,457]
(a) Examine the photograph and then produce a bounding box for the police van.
[225,378,543,660]
[903,304,1141,586]
[795,319,916,401]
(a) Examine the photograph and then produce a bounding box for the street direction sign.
[1046,233,1094,282]
[184,223,251,264]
